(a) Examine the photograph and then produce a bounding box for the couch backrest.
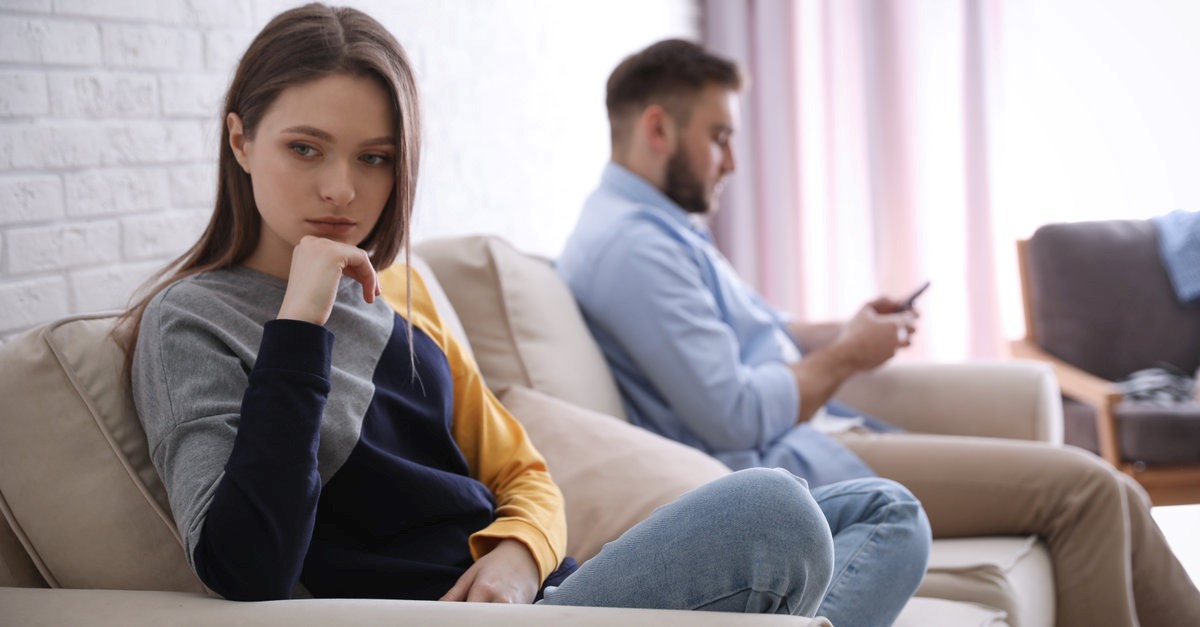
[1025,219,1200,380]
[414,235,629,421]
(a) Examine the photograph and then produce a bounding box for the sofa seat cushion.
[895,596,1009,627]
[0,314,205,593]
[414,235,629,421]
[919,536,1054,627]
[0,587,829,627]
[1062,397,1200,465]
[498,385,731,562]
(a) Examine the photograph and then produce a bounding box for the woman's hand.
[439,539,540,604]
[277,235,381,325]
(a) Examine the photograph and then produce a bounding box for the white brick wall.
[0,0,699,340]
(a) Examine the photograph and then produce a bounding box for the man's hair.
[605,39,742,149]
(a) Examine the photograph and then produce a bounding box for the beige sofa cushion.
[408,254,473,361]
[0,587,830,627]
[919,536,1054,627]
[0,496,44,588]
[499,386,731,562]
[0,313,206,593]
[414,235,629,421]
[895,596,1009,627]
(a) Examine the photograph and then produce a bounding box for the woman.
[120,3,835,615]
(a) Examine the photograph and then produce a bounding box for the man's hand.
[789,302,916,423]
[439,539,540,604]
[833,304,916,370]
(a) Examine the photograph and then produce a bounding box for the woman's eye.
[361,154,392,166]
[290,143,318,157]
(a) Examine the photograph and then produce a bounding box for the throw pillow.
[0,314,206,592]
[414,235,629,421]
[498,385,731,562]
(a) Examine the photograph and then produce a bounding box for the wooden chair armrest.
[1009,339,1123,408]
[1009,339,1125,463]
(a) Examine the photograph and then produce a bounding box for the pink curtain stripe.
[961,0,1004,358]
[704,0,1003,362]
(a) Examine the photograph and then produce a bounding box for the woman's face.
[228,73,397,278]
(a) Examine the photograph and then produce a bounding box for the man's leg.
[841,432,1200,627]
[1120,472,1200,626]
[539,468,834,616]
[810,477,931,627]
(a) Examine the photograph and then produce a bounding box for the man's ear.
[227,112,250,173]
[640,104,677,156]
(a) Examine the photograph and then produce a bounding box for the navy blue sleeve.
[191,319,331,601]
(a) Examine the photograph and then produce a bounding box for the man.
[558,39,1200,627]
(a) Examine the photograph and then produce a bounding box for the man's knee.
[1054,445,1126,501]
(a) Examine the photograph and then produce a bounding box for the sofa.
[0,234,1065,626]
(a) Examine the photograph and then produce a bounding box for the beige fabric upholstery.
[408,254,473,361]
[0,587,829,627]
[919,537,1054,627]
[414,235,628,421]
[0,500,43,588]
[895,596,1010,627]
[499,386,730,562]
[835,361,1063,444]
[0,314,205,593]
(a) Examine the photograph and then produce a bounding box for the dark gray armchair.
[1012,219,1200,505]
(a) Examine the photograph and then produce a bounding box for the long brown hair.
[116,3,421,367]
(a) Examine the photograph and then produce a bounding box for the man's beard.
[663,149,712,214]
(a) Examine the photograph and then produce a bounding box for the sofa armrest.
[833,360,1063,444]
[0,587,829,627]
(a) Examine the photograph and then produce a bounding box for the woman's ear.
[227,112,250,173]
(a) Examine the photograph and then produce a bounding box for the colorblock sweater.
[133,264,568,601]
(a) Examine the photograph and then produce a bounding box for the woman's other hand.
[439,538,541,604]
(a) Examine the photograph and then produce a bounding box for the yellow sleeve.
[379,264,567,582]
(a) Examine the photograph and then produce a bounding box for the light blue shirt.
[559,162,877,487]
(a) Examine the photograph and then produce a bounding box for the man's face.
[663,85,738,215]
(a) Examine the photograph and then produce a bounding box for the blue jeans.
[813,477,931,627]
[539,468,834,616]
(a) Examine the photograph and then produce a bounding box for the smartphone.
[897,280,931,312]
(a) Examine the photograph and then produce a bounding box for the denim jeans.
[812,477,931,627]
[539,468,835,616]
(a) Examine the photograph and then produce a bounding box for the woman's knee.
[717,469,835,579]
[720,469,828,528]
